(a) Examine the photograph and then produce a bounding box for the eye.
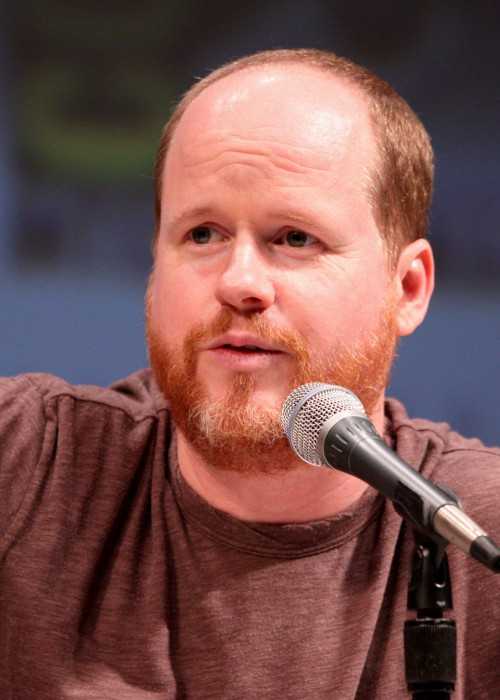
[276,229,317,248]
[188,226,223,245]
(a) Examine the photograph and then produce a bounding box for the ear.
[393,239,435,337]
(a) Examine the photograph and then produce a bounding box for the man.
[1,49,499,699]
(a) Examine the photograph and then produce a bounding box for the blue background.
[1,2,498,445]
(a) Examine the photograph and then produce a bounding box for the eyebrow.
[165,206,318,233]
[272,211,317,228]
[165,206,215,232]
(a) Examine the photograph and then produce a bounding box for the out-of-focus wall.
[1,2,499,444]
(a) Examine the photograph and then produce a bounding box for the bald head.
[153,49,434,261]
[170,64,373,154]
[164,65,378,219]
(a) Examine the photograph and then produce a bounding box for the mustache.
[184,307,310,359]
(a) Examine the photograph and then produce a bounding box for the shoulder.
[0,368,170,452]
[386,397,500,532]
[3,368,168,421]
[0,369,170,536]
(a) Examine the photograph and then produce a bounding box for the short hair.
[153,48,434,263]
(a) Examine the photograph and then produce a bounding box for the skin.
[148,64,434,522]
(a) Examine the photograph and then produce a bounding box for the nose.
[215,236,276,313]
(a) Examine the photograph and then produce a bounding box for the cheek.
[150,263,211,339]
[280,263,389,345]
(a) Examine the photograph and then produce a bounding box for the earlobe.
[394,239,435,337]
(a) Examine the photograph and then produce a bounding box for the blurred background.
[1,1,498,444]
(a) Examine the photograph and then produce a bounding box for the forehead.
[165,64,378,182]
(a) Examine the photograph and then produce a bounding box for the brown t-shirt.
[1,370,500,699]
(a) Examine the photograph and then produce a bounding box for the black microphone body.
[324,414,456,536]
[282,383,500,573]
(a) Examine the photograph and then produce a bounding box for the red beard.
[146,297,397,474]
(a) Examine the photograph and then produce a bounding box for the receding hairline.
[159,60,382,233]
[165,59,378,160]
[154,48,434,262]
[162,60,380,227]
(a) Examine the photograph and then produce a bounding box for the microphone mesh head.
[281,382,366,465]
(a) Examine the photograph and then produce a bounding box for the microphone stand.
[404,528,456,698]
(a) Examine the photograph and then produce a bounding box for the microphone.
[281,382,500,573]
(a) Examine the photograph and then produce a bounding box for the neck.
[176,396,387,523]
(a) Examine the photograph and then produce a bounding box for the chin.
[206,380,285,412]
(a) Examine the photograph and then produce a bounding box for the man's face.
[147,65,398,471]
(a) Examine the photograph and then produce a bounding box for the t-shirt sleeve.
[443,447,500,538]
[0,375,47,537]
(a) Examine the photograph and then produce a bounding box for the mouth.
[206,333,286,354]
[205,342,286,371]
[218,344,281,354]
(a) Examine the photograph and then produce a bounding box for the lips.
[219,344,280,353]
[206,334,285,354]
[202,332,289,374]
